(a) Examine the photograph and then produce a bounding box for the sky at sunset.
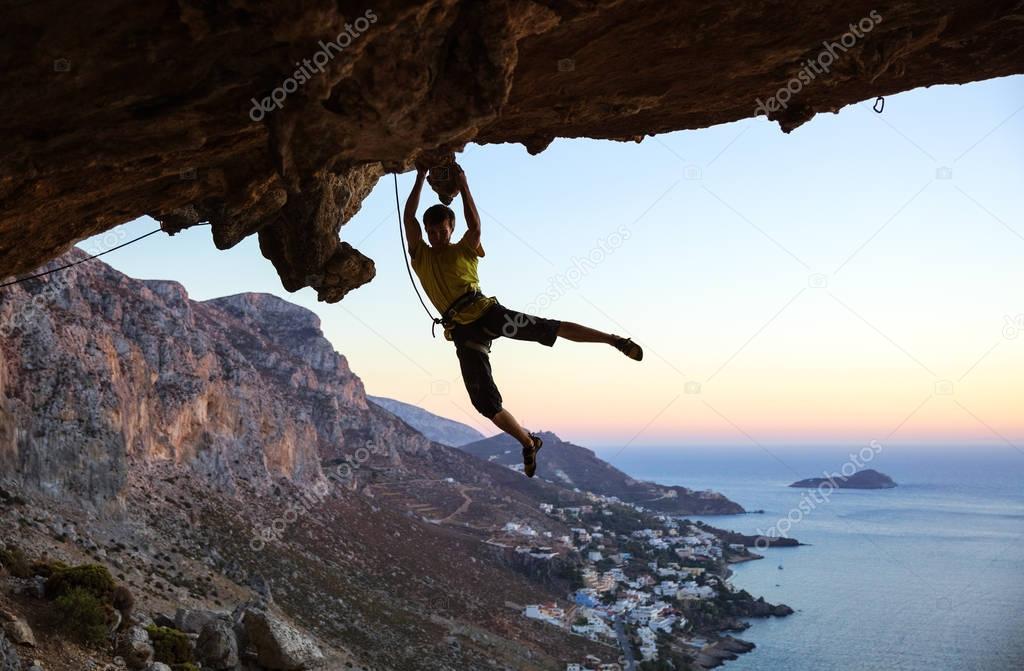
[82,75,1024,452]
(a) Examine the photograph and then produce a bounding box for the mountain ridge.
[460,431,745,515]
[367,395,488,447]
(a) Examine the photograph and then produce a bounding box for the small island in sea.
[789,468,897,489]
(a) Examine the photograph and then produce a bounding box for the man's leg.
[493,305,616,347]
[493,408,543,477]
[556,321,618,345]
[555,321,643,360]
[491,408,534,449]
[456,342,534,451]
[491,305,641,359]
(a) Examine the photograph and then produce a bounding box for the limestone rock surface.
[1,1,1020,298]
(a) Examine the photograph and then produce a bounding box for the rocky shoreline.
[692,636,757,669]
[696,521,804,548]
[683,523,798,669]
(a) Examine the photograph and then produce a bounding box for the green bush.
[0,545,32,578]
[31,559,69,578]
[146,625,194,665]
[54,586,110,645]
[45,563,115,600]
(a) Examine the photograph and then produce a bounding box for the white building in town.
[524,603,565,627]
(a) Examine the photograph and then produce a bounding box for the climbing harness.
[438,288,486,337]
[0,227,165,289]
[873,96,885,113]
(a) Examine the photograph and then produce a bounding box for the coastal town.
[486,493,794,671]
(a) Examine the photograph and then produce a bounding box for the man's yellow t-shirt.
[410,236,497,325]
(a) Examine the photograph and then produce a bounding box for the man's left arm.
[456,165,484,257]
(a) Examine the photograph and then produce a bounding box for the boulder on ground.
[1,619,34,647]
[174,608,221,634]
[241,608,324,670]
[118,625,154,670]
[196,619,239,670]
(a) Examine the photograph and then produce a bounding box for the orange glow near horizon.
[373,331,1023,448]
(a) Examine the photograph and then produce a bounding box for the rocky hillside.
[2,2,1021,297]
[0,252,621,670]
[0,248,391,504]
[367,395,487,447]
[460,431,744,515]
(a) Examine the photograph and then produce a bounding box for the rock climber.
[404,162,643,478]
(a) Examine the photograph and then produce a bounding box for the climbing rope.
[0,227,164,289]
[393,172,442,337]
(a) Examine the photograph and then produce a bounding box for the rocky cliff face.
[0,249,428,505]
[2,1,1021,300]
[0,253,630,669]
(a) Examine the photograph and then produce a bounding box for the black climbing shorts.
[451,303,561,419]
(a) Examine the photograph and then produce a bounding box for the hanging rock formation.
[1,0,1021,299]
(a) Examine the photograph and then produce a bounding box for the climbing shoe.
[522,433,543,478]
[614,336,643,361]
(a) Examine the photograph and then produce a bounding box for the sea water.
[607,447,1024,670]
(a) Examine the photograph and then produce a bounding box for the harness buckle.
[433,289,488,340]
[439,289,483,326]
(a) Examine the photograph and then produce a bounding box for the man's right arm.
[404,168,426,257]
